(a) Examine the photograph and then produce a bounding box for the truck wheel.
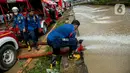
[0,44,17,71]
[43,23,48,34]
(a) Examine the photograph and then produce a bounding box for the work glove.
[75,39,84,52]
[23,28,26,32]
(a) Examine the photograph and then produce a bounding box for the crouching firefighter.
[25,8,41,51]
[47,20,80,67]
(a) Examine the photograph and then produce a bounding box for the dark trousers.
[20,31,24,40]
[20,31,26,42]
[47,38,77,55]
[34,28,39,41]
[24,29,38,47]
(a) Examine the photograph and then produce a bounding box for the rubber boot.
[34,43,39,51]
[27,42,31,52]
[50,55,57,68]
[68,49,74,60]
[68,54,74,60]
[73,54,81,60]
[21,40,24,43]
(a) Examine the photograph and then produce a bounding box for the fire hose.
[17,52,53,59]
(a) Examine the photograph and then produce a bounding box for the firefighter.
[26,8,41,51]
[49,5,56,23]
[47,20,80,67]
[12,7,31,51]
[12,7,25,31]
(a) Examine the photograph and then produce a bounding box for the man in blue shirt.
[12,7,32,51]
[12,7,26,42]
[47,20,80,67]
[26,9,41,51]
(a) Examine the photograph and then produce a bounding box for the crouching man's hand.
[23,28,26,32]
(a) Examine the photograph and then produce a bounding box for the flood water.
[74,5,130,73]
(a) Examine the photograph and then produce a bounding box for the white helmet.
[12,7,19,13]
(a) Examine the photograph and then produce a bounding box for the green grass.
[26,56,52,73]
[24,47,61,73]
[56,21,64,28]
[26,56,61,73]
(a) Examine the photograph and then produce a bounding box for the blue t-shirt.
[47,24,76,41]
[13,14,25,31]
[26,14,41,31]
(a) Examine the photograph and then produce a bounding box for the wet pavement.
[74,5,130,73]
